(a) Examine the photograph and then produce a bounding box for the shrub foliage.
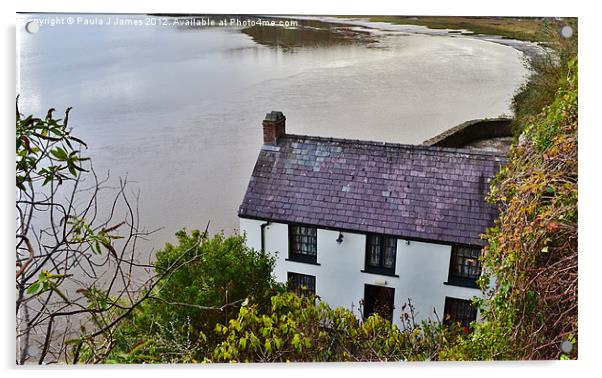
[446,58,577,361]
[511,19,577,136]
[104,230,282,363]
[210,292,456,363]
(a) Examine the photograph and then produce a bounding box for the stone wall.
[423,118,513,148]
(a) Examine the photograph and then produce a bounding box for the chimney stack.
[262,111,286,145]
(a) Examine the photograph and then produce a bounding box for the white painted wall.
[239,218,483,326]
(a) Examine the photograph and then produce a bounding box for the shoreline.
[283,15,545,61]
[147,14,545,61]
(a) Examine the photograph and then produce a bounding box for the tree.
[104,230,282,363]
[15,100,175,364]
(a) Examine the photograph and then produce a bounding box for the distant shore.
[319,15,547,61]
[340,16,551,42]
[147,14,548,60]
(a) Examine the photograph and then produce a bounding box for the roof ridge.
[282,133,506,159]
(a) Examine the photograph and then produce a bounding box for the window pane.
[368,235,381,266]
[444,297,477,330]
[365,235,396,273]
[288,272,316,296]
[383,237,396,268]
[289,226,317,261]
[450,246,482,281]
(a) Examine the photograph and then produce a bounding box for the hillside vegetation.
[511,19,578,135]
[442,58,578,360]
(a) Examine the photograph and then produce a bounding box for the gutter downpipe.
[260,221,271,253]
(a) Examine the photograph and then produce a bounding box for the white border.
[2,1,600,377]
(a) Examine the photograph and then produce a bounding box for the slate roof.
[238,134,506,246]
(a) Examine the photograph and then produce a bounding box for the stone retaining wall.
[423,118,513,148]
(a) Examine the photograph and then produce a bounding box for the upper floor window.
[443,296,477,332]
[288,225,317,264]
[448,245,482,288]
[287,271,316,296]
[364,234,397,275]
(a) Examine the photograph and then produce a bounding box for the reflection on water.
[243,19,378,50]
[16,14,529,254]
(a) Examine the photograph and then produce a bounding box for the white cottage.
[238,111,504,328]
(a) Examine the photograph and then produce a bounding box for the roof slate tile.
[239,134,505,246]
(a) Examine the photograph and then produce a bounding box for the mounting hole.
[560,340,573,353]
[560,25,573,39]
[25,21,40,34]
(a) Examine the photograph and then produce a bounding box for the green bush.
[106,230,283,363]
[209,292,457,363]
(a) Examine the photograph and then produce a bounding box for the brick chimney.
[262,111,286,145]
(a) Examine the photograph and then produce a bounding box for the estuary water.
[16,14,529,254]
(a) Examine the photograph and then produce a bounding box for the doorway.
[363,284,395,322]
